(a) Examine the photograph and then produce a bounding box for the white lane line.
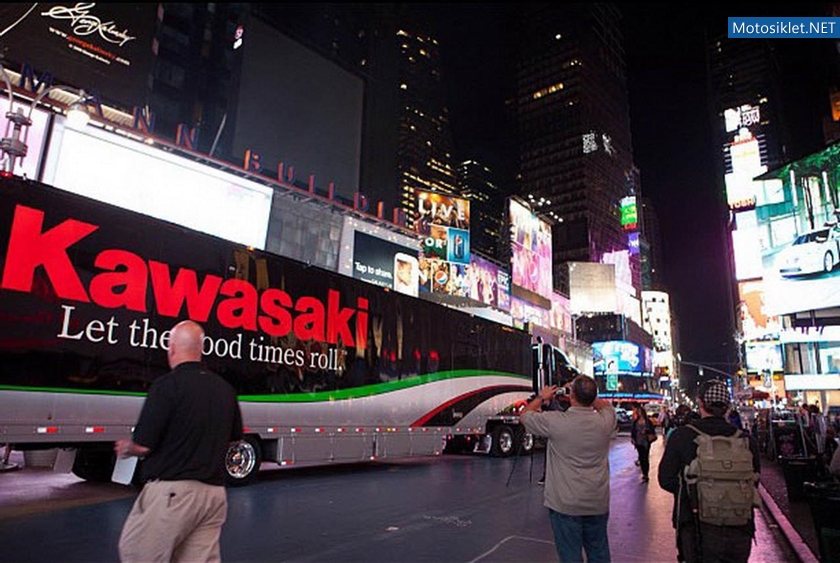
[465,535,555,563]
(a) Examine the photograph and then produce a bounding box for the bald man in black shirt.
[115,320,243,563]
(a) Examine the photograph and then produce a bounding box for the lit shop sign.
[725,105,761,133]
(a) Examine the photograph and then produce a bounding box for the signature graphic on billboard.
[1,3,136,46]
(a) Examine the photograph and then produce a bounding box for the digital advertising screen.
[620,196,637,231]
[353,232,419,297]
[418,255,469,297]
[43,126,274,249]
[738,281,781,342]
[0,4,158,107]
[744,341,783,373]
[741,143,840,315]
[592,340,652,376]
[417,191,471,266]
[509,199,553,300]
[468,255,511,311]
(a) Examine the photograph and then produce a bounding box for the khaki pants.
[119,480,227,563]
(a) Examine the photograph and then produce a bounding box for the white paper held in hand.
[111,456,138,485]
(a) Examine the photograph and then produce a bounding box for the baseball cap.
[699,380,731,407]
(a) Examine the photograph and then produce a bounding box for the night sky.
[424,4,838,376]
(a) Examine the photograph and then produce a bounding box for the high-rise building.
[396,27,458,227]
[457,159,505,260]
[514,4,640,296]
[639,195,664,290]
[151,3,247,154]
[706,33,790,394]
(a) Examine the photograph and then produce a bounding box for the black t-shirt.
[134,362,244,486]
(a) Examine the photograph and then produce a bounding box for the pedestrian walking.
[114,320,244,563]
[521,375,616,563]
[658,380,760,563]
[630,404,656,483]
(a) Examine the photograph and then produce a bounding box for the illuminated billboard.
[745,341,783,373]
[509,199,553,300]
[620,196,637,231]
[735,142,840,315]
[353,232,419,297]
[738,281,781,342]
[569,262,617,314]
[592,340,652,377]
[418,255,470,297]
[43,126,274,249]
[417,190,471,266]
[0,4,157,107]
[469,255,511,311]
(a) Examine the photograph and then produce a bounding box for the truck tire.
[490,425,515,457]
[225,435,261,487]
[72,448,116,483]
[516,429,535,455]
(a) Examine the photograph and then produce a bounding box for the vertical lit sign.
[509,199,553,300]
[620,196,637,231]
[416,190,470,266]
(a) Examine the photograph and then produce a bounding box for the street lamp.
[0,63,93,176]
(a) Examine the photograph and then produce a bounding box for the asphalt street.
[0,434,797,563]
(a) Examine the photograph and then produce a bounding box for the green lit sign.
[620,196,637,230]
[607,373,619,391]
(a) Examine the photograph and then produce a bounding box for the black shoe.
[537,478,545,485]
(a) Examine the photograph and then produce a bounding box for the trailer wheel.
[72,448,116,483]
[490,425,515,457]
[517,429,535,455]
[225,435,261,486]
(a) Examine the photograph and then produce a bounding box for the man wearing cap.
[658,380,760,563]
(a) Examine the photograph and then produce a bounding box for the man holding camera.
[521,375,617,563]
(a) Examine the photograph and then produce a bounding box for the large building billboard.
[734,143,840,315]
[468,255,511,311]
[568,262,617,314]
[353,232,419,297]
[509,199,553,300]
[592,340,652,377]
[0,3,158,107]
[416,190,470,266]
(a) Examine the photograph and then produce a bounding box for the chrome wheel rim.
[226,440,257,480]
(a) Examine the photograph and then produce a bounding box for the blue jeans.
[549,509,611,563]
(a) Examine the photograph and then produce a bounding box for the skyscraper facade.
[515,3,640,296]
[457,159,505,260]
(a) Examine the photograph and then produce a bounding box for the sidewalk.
[758,456,821,562]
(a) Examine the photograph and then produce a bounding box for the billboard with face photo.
[468,255,511,311]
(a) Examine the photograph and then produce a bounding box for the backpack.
[682,424,760,526]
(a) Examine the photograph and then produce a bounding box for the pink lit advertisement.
[468,255,511,312]
[509,199,553,299]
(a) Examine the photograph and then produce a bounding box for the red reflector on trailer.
[242,427,250,433]
[315,428,324,433]
[291,428,301,433]
[85,427,105,434]
[355,428,364,433]
[37,427,59,434]
[337,428,345,433]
